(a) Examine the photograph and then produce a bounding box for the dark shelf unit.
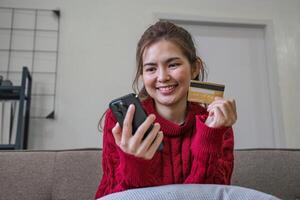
[0,67,32,150]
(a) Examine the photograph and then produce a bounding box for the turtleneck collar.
[142,97,206,137]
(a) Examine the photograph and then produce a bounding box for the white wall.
[1,0,299,149]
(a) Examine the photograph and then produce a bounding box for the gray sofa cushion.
[99,184,280,200]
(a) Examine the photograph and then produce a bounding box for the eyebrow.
[143,62,156,67]
[143,57,181,67]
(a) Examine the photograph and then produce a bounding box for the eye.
[144,66,156,73]
[169,63,180,68]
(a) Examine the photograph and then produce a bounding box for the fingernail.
[160,131,164,138]
[150,114,156,120]
[155,122,160,128]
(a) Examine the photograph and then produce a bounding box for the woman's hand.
[205,97,237,128]
[112,104,163,160]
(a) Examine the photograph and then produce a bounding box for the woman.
[95,21,237,199]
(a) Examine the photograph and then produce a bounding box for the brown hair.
[132,20,207,99]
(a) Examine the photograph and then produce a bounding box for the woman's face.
[141,40,199,109]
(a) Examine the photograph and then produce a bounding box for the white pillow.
[99,184,280,200]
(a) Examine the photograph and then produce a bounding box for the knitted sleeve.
[94,109,162,199]
[184,115,234,185]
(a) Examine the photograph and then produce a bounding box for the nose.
[157,67,170,82]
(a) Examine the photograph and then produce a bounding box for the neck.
[154,97,187,125]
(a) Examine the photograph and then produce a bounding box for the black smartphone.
[109,93,163,150]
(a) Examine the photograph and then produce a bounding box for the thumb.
[112,122,122,146]
[214,96,223,100]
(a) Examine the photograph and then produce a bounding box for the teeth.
[158,86,175,91]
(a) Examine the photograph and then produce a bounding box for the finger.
[212,106,226,128]
[112,123,122,146]
[215,106,234,127]
[220,99,237,123]
[121,104,135,145]
[145,131,164,160]
[232,99,237,118]
[208,107,214,117]
[226,99,235,115]
[219,101,235,125]
[207,101,225,113]
[136,123,160,155]
[208,99,234,114]
[228,99,237,123]
[133,114,156,143]
[207,98,227,110]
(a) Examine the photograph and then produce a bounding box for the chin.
[155,95,180,106]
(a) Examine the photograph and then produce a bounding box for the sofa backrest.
[51,149,102,200]
[0,151,56,200]
[232,149,300,200]
[0,149,102,200]
[1,149,300,200]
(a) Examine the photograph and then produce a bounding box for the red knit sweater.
[94,97,234,199]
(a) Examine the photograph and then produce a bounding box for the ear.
[191,58,202,79]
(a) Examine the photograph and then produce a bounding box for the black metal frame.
[0,66,32,150]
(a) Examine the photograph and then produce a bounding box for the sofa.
[0,148,299,200]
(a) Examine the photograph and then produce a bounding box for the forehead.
[142,40,186,62]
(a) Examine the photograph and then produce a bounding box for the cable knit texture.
[95,97,234,199]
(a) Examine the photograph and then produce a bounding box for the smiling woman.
[95,21,237,199]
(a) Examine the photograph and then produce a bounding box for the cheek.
[142,75,155,88]
[176,69,192,83]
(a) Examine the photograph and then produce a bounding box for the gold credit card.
[187,80,225,104]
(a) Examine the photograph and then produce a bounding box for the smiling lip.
[156,85,177,95]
